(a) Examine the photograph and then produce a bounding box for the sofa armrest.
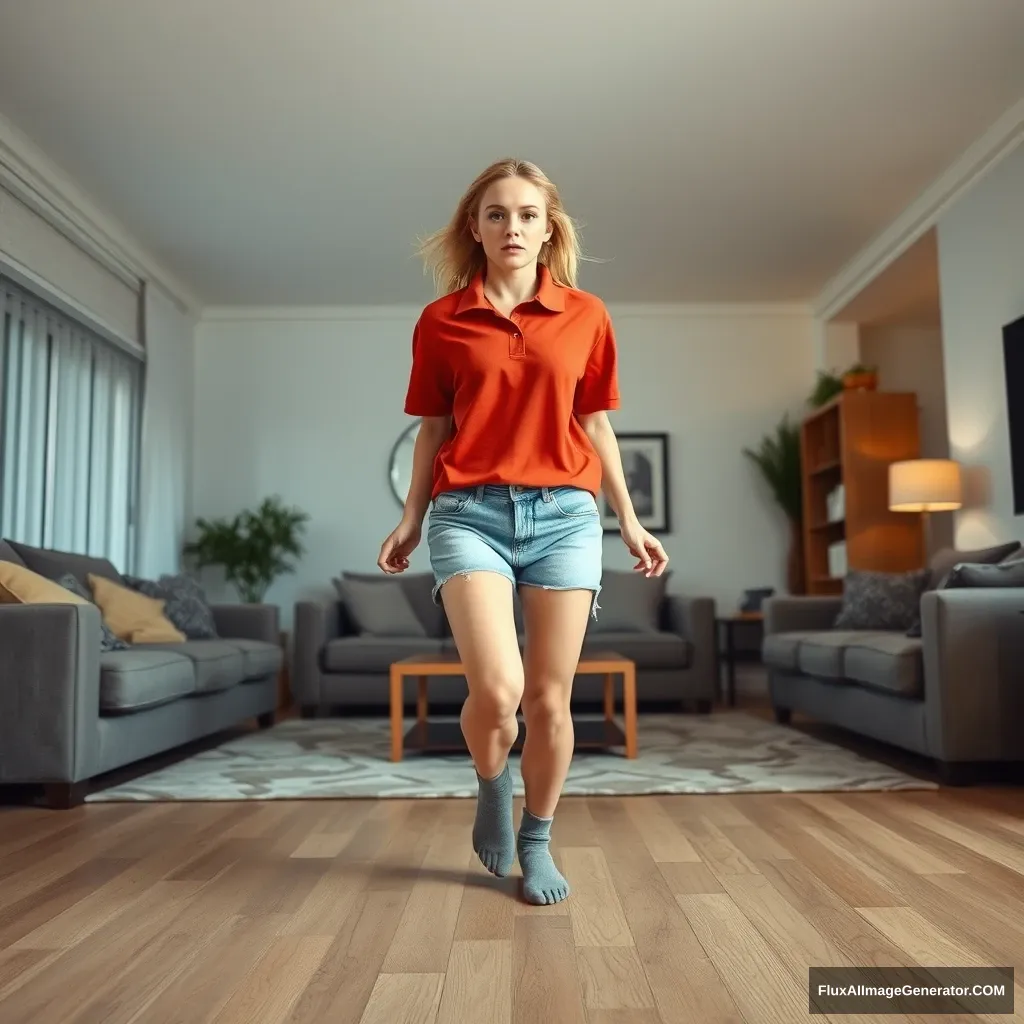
[920,588,1024,762]
[665,595,717,693]
[211,603,279,644]
[763,595,842,633]
[293,600,344,705]
[0,603,102,784]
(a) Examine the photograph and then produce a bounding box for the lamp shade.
[889,459,962,512]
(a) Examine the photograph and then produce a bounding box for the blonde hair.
[417,158,584,296]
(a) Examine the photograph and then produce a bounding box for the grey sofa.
[762,542,1024,783]
[0,539,282,808]
[293,568,717,714]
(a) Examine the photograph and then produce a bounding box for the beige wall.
[860,324,953,553]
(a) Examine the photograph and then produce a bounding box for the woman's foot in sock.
[516,807,569,905]
[472,762,515,876]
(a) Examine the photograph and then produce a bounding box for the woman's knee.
[521,685,571,729]
[466,667,524,723]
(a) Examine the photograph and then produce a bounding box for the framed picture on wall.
[600,432,671,533]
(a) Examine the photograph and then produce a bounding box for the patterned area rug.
[86,711,936,801]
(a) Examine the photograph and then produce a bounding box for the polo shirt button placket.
[509,314,525,359]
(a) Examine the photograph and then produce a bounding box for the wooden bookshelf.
[799,390,924,595]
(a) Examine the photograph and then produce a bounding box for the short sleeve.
[403,315,453,416]
[574,309,621,414]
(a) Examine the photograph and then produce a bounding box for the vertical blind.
[0,277,144,572]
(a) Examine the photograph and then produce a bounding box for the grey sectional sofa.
[762,542,1024,783]
[0,539,282,808]
[293,568,717,714]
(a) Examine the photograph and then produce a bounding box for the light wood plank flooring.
[1,785,1022,1023]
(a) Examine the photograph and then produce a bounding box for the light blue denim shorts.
[426,484,603,616]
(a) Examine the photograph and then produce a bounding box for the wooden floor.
[1,783,1023,1023]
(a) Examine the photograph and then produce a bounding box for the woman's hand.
[377,517,422,574]
[619,515,669,577]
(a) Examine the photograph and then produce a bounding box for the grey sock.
[472,762,515,877]
[516,808,570,905]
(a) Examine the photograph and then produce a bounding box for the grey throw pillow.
[942,559,1024,588]
[589,569,669,633]
[834,569,930,632]
[906,541,1022,636]
[123,573,219,639]
[335,576,427,637]
[57,573,129,652]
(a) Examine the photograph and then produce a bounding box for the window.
[0,277,144,572]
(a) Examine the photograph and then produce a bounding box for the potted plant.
[743,415,805,594]
[808,369,845,408]
[842,362,878,391]
[183,495,310,604]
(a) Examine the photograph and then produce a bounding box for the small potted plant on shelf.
[183,495,310,604]
[842,362,878,391]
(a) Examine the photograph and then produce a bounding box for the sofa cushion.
[334,575,427,637]
[926,541,1021,589]
[834,569,930,632]
[123,573,219,639]
[942,559,1024,588]
[224,638,283,680]
[99,649,196,713]
[6,540,123,587]
[338,572,446,637]
[796,631,865,679]
[56,573,129,652]
[906,540,1023,635]
[88,574,186,644]
[140,639,245,693]
[762,630,821,671]
[842,632,923,698]
[323,636,445,674]
[0,540,26,566]
[588,569,669,632]
[581,631,691,669]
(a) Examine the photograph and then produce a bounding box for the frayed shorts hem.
[431,572,602,619]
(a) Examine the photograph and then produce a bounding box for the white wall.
[859,323,953,553]
[936,139,1024,547]
[136,282,196,576]
[193,305,816,627]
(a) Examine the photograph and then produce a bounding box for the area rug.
[85,711,937,801]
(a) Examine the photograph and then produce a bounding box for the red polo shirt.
[404,265,620,498]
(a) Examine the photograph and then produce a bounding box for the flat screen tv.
[1004,313,1024,515]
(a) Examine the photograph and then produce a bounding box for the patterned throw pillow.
[56,573,129,652]
[833,569,930,632]
[122,574,219,639]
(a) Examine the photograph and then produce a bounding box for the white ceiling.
[1,0,1023,309]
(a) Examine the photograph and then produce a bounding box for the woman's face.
[471,176,553,271]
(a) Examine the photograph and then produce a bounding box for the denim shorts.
[426,484,603,616]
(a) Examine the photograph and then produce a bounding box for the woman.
[377,158,668,905]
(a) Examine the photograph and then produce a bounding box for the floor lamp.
[888,459,963,562]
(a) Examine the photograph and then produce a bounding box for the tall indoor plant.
[743,414,805,594]
[183,495,310,604]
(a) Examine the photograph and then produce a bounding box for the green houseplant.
[743,414,806,594]
[183,496,310,604]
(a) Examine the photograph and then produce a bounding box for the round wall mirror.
[389,419,420,505]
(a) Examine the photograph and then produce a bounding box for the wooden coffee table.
[388,651,637,762]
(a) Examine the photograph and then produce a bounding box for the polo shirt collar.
[456,263,566,315]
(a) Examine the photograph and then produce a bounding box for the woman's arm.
[578,411,636,525]
[402,415,451,524]
[578,411,669,576]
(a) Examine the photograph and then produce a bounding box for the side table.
[717,612,764,706]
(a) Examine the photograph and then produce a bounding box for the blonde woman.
[378,158,668,905]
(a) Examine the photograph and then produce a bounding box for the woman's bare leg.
[516,585,593,904]
[440,570,523,875]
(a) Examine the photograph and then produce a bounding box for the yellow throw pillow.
[87,573,186,644]
[0,562,89,605]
